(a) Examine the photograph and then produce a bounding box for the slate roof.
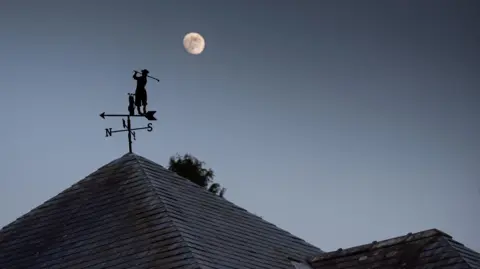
[308,229,480,269]
[0,153,322,269]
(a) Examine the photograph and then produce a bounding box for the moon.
[183,32,206,55]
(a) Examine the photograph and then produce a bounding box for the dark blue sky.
[1,0,479,251]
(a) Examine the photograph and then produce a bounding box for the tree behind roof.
[168,153,214,188]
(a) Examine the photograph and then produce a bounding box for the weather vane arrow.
[100,111,157,121]
[100,108,157,153]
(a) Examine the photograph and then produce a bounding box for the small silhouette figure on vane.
[128,93,136,116]
[133,69,149,115]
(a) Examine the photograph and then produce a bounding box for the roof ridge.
[131,154,204,269]
[0,155,129,234]
[310,229,445,262]
[132,154,322,261]
[443,235,480,269]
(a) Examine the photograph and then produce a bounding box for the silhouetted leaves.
[208,183,221,194]
[168,153,216,187]
[168,153,226,197]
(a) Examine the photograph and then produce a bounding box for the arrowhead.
[100,112,105,119]
[144,111,157,121]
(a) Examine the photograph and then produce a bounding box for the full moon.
[183,32,205,55]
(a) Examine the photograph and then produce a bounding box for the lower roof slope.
[309,229,480,269]
[0,153,321,269]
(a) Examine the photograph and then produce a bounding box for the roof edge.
[310,228,446,263]
[443,236,480,268]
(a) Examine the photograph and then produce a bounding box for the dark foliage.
[208,183,221,194]
[168,153,215,188]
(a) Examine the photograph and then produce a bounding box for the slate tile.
[310,229,480,269]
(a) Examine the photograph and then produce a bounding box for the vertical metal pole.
[127,115,133,153]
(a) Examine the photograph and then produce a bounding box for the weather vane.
[99,69,160,153]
